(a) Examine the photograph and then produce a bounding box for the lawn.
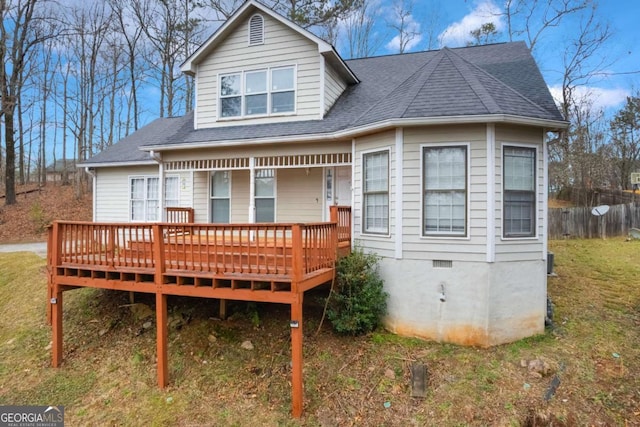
[0,239,638,425]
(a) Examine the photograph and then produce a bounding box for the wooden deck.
[46,206,351,418]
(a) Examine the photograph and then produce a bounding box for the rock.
[520,359,528,368]
[241,340,254,350]
[384,368,396,380]
[527,358,551,376]
[208,334,217,343]
[129,303,153,320]
[98,328,109,336]
[142,321,153,329]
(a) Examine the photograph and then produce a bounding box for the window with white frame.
[210,171,230,223]
[363,150,389,234]
[130,176,179,222]
[219,66,295,118]
[503,146,536,237]
[255,169,275,222]
[423,145,467,236]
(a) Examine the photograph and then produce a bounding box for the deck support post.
[291,292,304,418]
[219,299,228,320]
[156,292,168,388]
[51,288,63,368]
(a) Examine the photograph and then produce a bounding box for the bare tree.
[0,0,50,205]
[342,0,385,58]
[386,0,421,54]
[609,95,640,190]
[468,22,500,46]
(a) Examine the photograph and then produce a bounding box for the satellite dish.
[591,205,609,216]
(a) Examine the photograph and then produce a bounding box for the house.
[81,0,566,347]
[45,159,76,183]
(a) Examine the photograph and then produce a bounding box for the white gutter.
[85,167,98,222]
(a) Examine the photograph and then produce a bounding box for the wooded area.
[1,0,638,207]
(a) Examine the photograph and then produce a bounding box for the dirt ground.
[0,184,92,243]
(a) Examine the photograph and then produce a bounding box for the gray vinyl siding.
[353,130,396,258]
[324,62,347,114]
[494,125,545,262]
[196,13,321,128]
[402,125,488,262]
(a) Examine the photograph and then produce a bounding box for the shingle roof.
[85,41,565,166]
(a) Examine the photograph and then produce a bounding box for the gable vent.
[248,14,264,46]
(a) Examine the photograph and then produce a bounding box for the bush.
[327,248,388,336]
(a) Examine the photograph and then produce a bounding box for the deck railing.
[166,207,194,223]
[50,221,340,280]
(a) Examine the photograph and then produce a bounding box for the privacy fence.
[549,202,640,239]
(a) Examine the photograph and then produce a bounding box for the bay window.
[423,145,467,236]
[362,150,389,234]
[503,146,536,237]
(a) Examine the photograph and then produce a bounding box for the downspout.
[150,151,164,221]
[486,124,496,263]
[395,128,403,260]
[85,167,97,222]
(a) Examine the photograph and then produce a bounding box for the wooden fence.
[549,202,640,239]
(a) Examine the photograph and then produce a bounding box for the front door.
[325,166,352,220]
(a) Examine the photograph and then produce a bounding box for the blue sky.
[352,0,640,113]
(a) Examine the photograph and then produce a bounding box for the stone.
[241,340,254,350]
[142,321,153,329]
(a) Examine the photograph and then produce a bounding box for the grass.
[0,239,639,425]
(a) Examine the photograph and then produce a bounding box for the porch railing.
[166,207,194,223]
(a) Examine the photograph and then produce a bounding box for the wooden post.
[290,292,304,418]
[51,287,63,368]
[152,224,169,388]
[329,205,338,224]
[156,292,168,388]
[291,225,303,294]
[219,299,228,320]
[46,224,54,326]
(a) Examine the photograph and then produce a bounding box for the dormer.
[181,0,358,130]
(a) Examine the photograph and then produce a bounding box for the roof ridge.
[394,50,446,117]
[352,51,444,124]
[444,47,552,116]
[443,49,501,113]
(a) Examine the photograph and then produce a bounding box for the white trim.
[81,160,157,168]
[420,142,471,240]
[360,146,392,237]
[319,55,325,119]
[500,142,539,240]
[394,128,403,260]
[486,124,496,263]
[193,64,199,130]
[542,130,549,260]
[141,115,568,153]
[249,157,255,222]
[158,161,165,221]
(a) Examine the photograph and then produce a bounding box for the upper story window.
[423,145,468,237]
[503,146,536,238]
[248,14,264,46]
[219,66,295,119]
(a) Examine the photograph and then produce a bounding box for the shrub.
[327,248,388,336]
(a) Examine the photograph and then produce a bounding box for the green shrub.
[327,248,388,336]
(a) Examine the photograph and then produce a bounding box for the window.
[503,146,536,237]
[248,14,264,46]
[363,150,389,234]
[423,146,467,236]
[255,169,275,222]
[210,171,230,223]
[130,176,179,222]
[219,66,295,118]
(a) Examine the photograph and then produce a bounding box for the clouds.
[548,85,630,112]
[384,0,423,53]
[438,0,504,47]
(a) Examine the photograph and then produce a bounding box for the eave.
[140,114,569,152]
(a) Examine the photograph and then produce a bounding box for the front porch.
[47,206,351,418]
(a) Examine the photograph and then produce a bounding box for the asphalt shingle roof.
[86,41,565,166]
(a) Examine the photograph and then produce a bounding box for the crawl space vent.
[432,260,453,269]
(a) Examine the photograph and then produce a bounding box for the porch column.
[248,157,256,223]
[158,159,166,222]
[291,293,304,418]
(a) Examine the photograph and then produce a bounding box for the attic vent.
[248,14,264,46]
[432,260,453,269]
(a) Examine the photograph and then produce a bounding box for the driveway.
[0,242,47,258]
